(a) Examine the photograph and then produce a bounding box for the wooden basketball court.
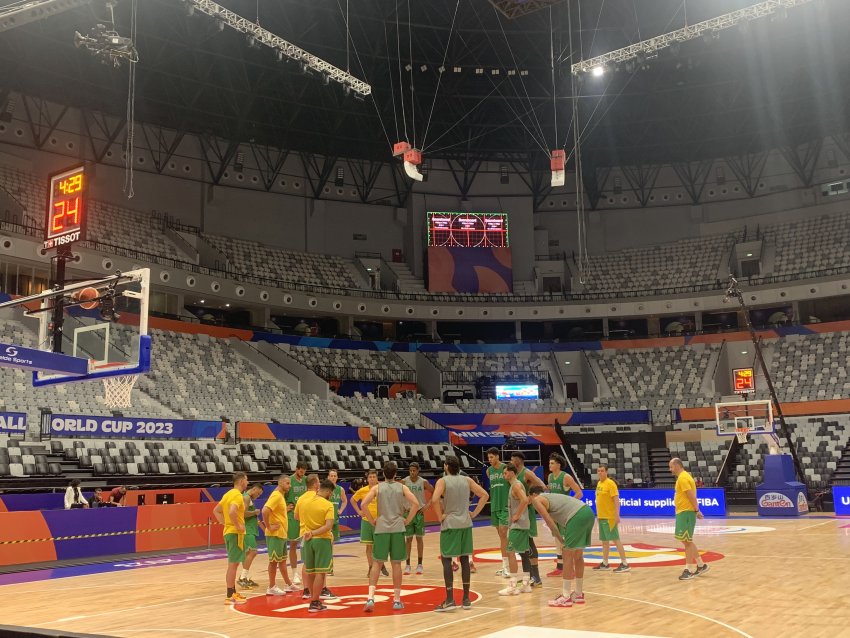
[2,516,847,638]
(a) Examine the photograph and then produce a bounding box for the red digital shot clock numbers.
[732,367,755,394]
[44,165,87,250]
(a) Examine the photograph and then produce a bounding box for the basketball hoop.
[100,374,138,409]
[734,425,750,444]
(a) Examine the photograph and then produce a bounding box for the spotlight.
[519,69,529,76]
[438,65,445,73]
[591,65,604,77]
[507,69,516,76]
[404,63,412,72]
[453,66,461,73]
[475,67,484,75]
[491,69,500,75]
[420,64,427,72]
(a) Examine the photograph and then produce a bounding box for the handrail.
[312,364,416,383]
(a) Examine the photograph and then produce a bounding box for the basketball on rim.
[72,286,100,310]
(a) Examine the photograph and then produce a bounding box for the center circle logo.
[644,524,775,535]
[473,543,723,568]
[235,584,481,618]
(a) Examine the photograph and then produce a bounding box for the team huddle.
[213,451,709,612]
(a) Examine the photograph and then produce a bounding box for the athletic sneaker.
[520,583,534,594]
[696,564,711,577]
[530,578,543,589]
[678,569,696,581]
[548,595,573,608]
[613,564,631,573]
[392,601,405,610]
[470,562,477,574]
[308,601,328,613]
[363,598,375,612]
[320,588,337,600]
[292,573,302,587]
[266,586,287,596]
[495,568,511,578]
[498,584,522,596]
[546,568,563,577]
[592,563,610,571]
[434,600,457,613]
[416,564,424,575]
[301,588,311,599]
[245,579,259,588]
[571,592,586,605]
[451,561,459,572]
[284,583,301,592]
[238,577,255,589]
[461,598,472,610]
[225,592,248,605]
[381,566,390,577]
[404,564,412,575]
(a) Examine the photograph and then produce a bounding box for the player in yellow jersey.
[213,471,249,604]
[669,458,708,580]
[300,479,337,613]
[262,475,298,595]
[593,464,630,573]
[351,470,387,577]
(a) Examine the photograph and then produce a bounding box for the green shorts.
[675,511,697,542]
[507,528,530,553]
[303,537,334,574]
[560,506,595,550]
[287,512,300,541]
[405,511,425,538]
[360,519,375,544]
[490,507,508,527]
[266,536,288,562]
[333,520,340,542]
[224,533,245,564]
[244,533,257,551]
[440,528,473,557]
[598,518,620,541]
[373,531,406,562]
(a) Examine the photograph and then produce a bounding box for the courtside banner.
[0,411,26,435]
[581,487,726,517]
[48,415,225,439]
[834,486,850,516]
[237,422,365,442]
[424,412,562,445]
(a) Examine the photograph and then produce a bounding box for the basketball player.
[510,451,545,586]
[669,457,709,580]
[238,482,264,589]
[547,454,583,577]
[486,447,511,577]
[212,471,248,605]
[529,486,595,607]
[351,469,387,577]
[300,479,337,613]
[403,462,431,575]
[360,461,420,611]
[327,466,347,577]
[262,474,298,595]
[294,473,320,598]
[593,464,630,573]
[286,461,309,587]
[499,464,533,596]
[431,455,489,612]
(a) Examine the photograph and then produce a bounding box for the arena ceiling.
[0,0,848,173]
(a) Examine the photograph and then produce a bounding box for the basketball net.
[734,425,750,444]
[100,375,138,409]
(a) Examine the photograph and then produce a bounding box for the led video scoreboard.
[427,212,509,248]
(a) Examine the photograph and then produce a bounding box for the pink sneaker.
[571,592,586,605]
[548,594,573,608]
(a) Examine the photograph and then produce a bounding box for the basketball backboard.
[715,399,775,439]
[26,268,151,387]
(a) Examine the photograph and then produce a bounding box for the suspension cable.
[420,0,460,151]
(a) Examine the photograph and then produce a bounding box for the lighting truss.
[571,0,815,75]
[487,0,567,19]
[0,0,91,33]
[185,0,371,96]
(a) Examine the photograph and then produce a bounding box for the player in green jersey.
[286,461,309,587]
[486,447,511,577]
[511,451,546,587]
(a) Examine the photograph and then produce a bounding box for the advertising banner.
[581,488,726,517]
[833,486,850,516]
[49,415,225,440]
[0,411,27,435]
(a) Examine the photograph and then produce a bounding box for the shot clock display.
[44,165,86,250]
[732,367,756,394]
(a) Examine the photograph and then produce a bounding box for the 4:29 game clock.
[43,164,87,250]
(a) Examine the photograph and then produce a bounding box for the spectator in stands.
[64,479,88,509]
[89,487,106,508]
[625,478,635,489]
[294,320,310,336]
[108,485,128,506]
[643,475,654,488]
[695,477,705,488]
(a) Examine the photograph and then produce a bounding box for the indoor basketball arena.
[0,0,849,637]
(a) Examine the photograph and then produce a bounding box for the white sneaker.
[520,583,533,594]
[284,583,301,592]
[292,574,302,587]
[266,586,287,596]
[495,568,511,578]
[498,584,521,596]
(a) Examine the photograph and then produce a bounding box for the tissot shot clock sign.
[43,165,86,250]
[732,367,756,394]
